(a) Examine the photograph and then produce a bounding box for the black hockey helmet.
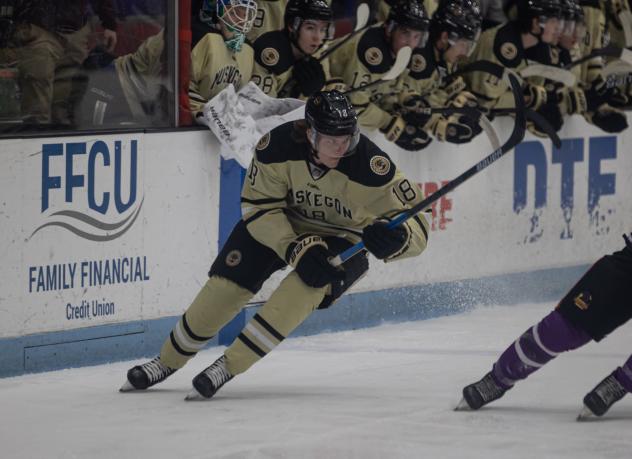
[387,0,430,33]
[430,0,482,44]
[517,0,563,32]
[305,90,360,155]
[285,0,334,39]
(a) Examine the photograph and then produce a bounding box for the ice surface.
[1,302,630,459]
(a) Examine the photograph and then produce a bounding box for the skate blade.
[576,406,596,421]
[454,397,472,411]
[119,380,136,392]
[184,387,207,401]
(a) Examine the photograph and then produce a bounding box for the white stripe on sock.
[175,320,208,351]
[515,339,544,368]
[245,322,275,352]
[532,324,560,357]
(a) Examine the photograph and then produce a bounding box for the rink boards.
[1,115,630,377]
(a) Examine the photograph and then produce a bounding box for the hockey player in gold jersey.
[121,90,430,399]
[464,0,566,136]
[189,0,258,118]
[247,0,331,42]
[328,0,483,151]
[556,0,628,133]
[250,0,340,98]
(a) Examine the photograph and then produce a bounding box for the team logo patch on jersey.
[410,54,426,73]
[226,250,242,267]
[573,291,592,310]
[365,47,383,66]
[500,42,518,61]
[256,133,270,150]
[261,47,280,66]
[370,155,391,176]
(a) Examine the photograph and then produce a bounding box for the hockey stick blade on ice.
[344,46,412,95]
[331,72,527,266]
[318,3,370,62]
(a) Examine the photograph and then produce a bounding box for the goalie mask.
[284,0,334,53]
[202,0,257,52]
[430,0,482,57]
[305,90,360,165]
[386,0,431,48]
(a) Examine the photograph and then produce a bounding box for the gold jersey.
[327,24,448,131]
[189,30,254,116]
[241,121,430,264]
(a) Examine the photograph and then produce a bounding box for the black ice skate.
[577,373,628,421]
[455,372,511,411]
[185,355,233,401]
[119,357,177,392]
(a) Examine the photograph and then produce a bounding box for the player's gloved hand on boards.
[397,124,433,151]
[381,115,433,151]
[433,115,478,144]
[400,95,432,127]
[536,98,564,132]
[363,219,408,260]
[524,83,547,110]
[287,235,345,288]
[293,56,326,97]
[590,106,628,133]
[607,86,631,109]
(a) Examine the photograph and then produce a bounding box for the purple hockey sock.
[492,310,592,388]
[613,354,632,393]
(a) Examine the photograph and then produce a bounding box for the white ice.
[1,302,631,459]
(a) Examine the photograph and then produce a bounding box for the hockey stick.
[519,64,577,87]
[564,44,632,70]
[621,10,632,47]
[344,46,413,95]
[330,72,527,267]
[490,107,561,148]
[317,3,370,62]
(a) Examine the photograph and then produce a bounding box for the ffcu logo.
[33,139,143,241]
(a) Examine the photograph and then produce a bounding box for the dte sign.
[41,140,138,215]
[513,137,616,214]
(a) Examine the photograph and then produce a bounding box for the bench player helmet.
[387,0,431,47]
[517,0,563,33]
[430,0,482,55]
[285,0,335,44]
[305,90,360,157]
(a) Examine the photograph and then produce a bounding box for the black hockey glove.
[536,99,564,132]
[292,56,326,97]
[363,220,408,260]
[590,107,628,133]
[523,83,547,110]
[287,235,345,288]
[433,115,478,144]
[400,95,432,128]
[396,123,433,151]
[607,86,631,109]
